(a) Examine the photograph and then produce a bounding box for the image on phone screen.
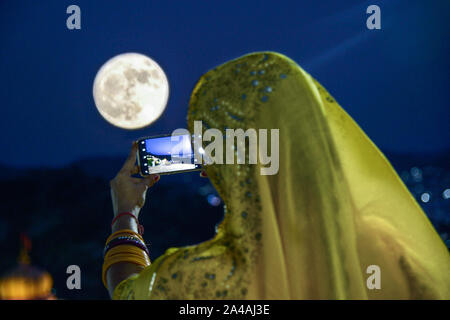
[137,134,202,175]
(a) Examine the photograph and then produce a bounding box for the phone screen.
[137,134,201,175]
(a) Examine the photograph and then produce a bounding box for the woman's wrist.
[113,205,140,219]
[111,214,139,233]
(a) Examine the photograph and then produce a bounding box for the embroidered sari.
[113,52,450,299]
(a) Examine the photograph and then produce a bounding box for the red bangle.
[111,212,144,235]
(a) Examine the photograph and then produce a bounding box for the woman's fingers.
[129,174,160,187]
[143,174,160,187]
[130,165,140,175]
[121,142,138,173]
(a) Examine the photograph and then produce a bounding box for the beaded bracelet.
[103,236,149,257]
[106,229,144,245]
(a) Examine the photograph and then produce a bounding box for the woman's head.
[186,52,294,204]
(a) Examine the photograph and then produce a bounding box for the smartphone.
[136,133,202,176]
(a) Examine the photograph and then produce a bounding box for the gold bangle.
[103,253,150,271]
[105,245,149,259]
[102,245,151,289]
[106,229,144,245]
[103,230,150,289]
[102,255,150,288]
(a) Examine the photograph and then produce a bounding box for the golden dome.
[0,234,55,300]
[0,265,54,300]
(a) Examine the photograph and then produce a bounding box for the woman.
[104,52,450,299]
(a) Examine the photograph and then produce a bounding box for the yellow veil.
[113,52,450,299]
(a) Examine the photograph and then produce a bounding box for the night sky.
[1,0,449,168]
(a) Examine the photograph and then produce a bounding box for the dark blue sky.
[1,0,448,167]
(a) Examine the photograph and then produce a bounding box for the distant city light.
[443,189,450,200]
[420,192,430,203]
[410,167,422,182]
[207,194,221,206]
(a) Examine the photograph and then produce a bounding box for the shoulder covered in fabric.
[127,234,252,299]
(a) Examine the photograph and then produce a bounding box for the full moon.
[93,53,169,129]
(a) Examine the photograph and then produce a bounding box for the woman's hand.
[110,142,160,219]
[106,142,159,298]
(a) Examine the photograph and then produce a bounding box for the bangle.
[105,245,149,261]
[102,244,151,289]
[103,236,149,257]
[103,229,152,289]
[111,212,144,235]
[102,252,150,289]
[106,229,144,245]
